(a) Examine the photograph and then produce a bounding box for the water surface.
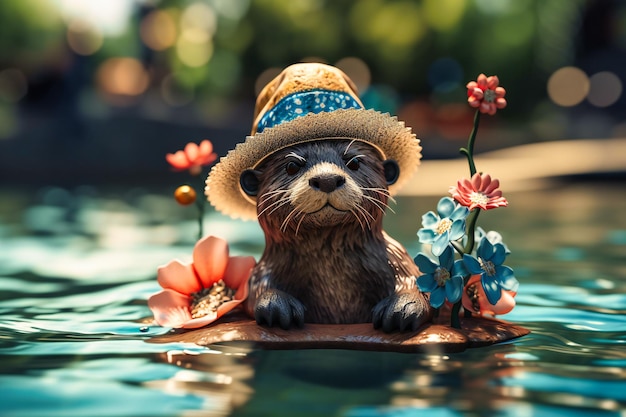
[1,182,625,416]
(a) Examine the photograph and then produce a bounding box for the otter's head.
[239,140,400,240]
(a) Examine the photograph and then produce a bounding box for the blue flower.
[417,197,469,257]
[415,246,467,308]
[462,237,518,305]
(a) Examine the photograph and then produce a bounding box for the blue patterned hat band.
[256,89,363,133]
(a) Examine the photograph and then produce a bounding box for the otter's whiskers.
[257,189,291,218]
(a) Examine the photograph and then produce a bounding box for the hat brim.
[206,108,421,221]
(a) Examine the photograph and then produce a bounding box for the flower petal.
[483,177,500,194]
[471,173,483,190]
[482,276,502,305]
[496,265,518,291]
[486,75,499,89]
[184,142,199,162]
[430,287,445,308]
[491,243,507,265]
[439,245,455,270]
[222,255,256,293]
[193,236,229,288]
[476,74,487,89]
[198,140,213,158]
[463,254,483,275]
[452,259,468,277]
[477,237,494,261]
[437,197,456,218]
[166,151,190,170]
[414,253,438,274]
[468,97,481,108]
[466,81,478,91]
[450,205,469,221]
[417,274,438,292]
[445,275,463,303]
[422,211,439,228]
[417,228,436,244]
[490,290,516,315]
[180,298,246,329]
[431,234,449,257]
[449,219,466,241]
[157,260,202,294]
[148,289,192,328]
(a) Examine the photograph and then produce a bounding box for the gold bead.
[174,185,197,205]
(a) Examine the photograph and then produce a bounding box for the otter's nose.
[309,174,345,193]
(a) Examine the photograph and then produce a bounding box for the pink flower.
[148,236,256,329]
[462,274,516,316]
[166,140,217,175]
[466,74,507,116]
[449,173,508,211]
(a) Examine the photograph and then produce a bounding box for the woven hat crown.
[251,63,364,135]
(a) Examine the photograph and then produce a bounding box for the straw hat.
[205,63,422,220]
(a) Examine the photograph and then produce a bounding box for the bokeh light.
[349,1,425,60]
[66,19,103,56]
[140,9,177,51]
[335,57,371,93]
[547,66,590,107]
[176,37,214,68]
[475,0,520,15]
[57,0,132,36]
[96,58,149,100]
[0,68,28,103]
[587,71,622,108]
[181,2,217,40]
[176,3,216,68]
[423,0,467,31]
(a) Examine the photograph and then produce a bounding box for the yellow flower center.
[190,279,235,319]
[484,89,496,103]
[470,191,489,206]
[434,267,450,287]
[479,258,496,277]
[436,218,453,235]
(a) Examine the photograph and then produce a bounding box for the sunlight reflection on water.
[0,183,625,417]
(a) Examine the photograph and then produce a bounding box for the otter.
[239,139,432,332]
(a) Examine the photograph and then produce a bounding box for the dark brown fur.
[244,140,431,331]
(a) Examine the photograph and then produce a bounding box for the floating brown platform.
[151,313,529,353]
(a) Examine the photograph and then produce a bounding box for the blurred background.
[0,0,625,187]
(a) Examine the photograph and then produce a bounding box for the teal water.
[1,182,625,417]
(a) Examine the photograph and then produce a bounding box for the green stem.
[459,110,481,177]
[450,241,465,257]
[451,301,462,329]
[463,209,481,254]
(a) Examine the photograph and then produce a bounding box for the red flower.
[466,74,507,116]
[148,236,256,329]
[449,172,508,211]
[166,140,217,175]
[462,274,516,316]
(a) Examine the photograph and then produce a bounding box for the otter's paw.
[254,289,305,330]
[372,291,431,333]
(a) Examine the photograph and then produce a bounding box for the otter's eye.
[286,161,301,175]
[346,157,360,171]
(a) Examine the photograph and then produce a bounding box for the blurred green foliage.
[0,0,599,119]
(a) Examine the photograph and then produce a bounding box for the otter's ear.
[382,159,400,186]
[240,169,261,196]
